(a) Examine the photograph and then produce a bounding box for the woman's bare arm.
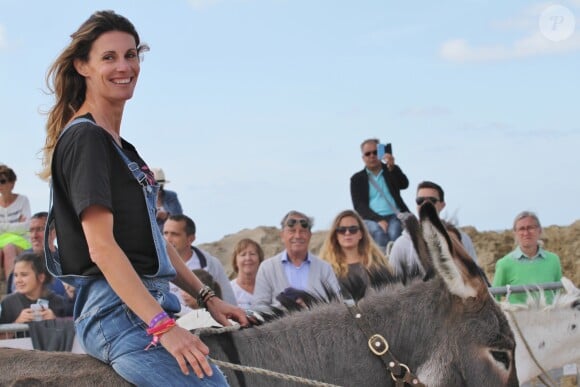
[80,205,213,377]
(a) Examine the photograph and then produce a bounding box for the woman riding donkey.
[40,10,247,386]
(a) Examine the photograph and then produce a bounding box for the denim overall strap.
[45,118,96,287]
[107,141,176,280]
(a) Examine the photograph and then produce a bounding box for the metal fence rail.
[0,323,29,340]
[488,281,564,296]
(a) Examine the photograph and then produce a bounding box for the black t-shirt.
[51,114,158,276]
[0,292,66,323]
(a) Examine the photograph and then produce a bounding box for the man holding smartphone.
[350,138,410,251]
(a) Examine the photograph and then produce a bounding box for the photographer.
[350,138,410,251]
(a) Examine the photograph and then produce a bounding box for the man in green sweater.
[493,211,562,304]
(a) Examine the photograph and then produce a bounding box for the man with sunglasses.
[350,139,410,252]
[388,181,481,279]
[252,211,340,308]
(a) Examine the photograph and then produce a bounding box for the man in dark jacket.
[350,138,409,250]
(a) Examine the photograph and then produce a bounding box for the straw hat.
[151,168,170,184]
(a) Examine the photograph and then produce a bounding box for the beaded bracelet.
[149,311,169,329]
[196,285,216,309]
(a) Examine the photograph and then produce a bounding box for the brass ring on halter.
[391,363,411,382]
[367,334,389,356]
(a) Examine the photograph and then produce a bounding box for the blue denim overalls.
[45,118,227,386]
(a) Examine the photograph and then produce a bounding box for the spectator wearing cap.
[252,210,340,308]
[151,167,183,229]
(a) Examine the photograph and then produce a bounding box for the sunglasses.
[363,150,378,157]
[285,218,311,229]
[336,225,360,235]
[0,179,8,185]
[415,196,439,205]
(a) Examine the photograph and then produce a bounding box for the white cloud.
[399,106,451,118]
[440,32,580,62]
[188,0,223,10]
[440,2,580,62]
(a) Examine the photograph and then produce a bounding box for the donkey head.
[410,202,519,386]
[504,276,580,382]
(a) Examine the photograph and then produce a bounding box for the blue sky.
[1,1,579,243]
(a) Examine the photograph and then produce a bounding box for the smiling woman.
[0,253,65,324]
[38,9,247,387]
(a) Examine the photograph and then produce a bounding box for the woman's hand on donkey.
[206,296,249,327]
[159,325,212,378]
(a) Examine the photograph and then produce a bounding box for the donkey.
[502,277,580,383]
[0,203,519,386]
[200,202,518,386]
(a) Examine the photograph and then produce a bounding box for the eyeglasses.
[363,150,378,157]
[0,179,8,185]
[415,196,439,205]
[336,226,360,235]
[515,225,539,233]
[285,218,311,229]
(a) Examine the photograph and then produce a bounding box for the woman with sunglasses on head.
[319,210,393,298]
[0,164,31,281]
[39,10,246,386]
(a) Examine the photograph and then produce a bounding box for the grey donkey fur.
[0,203,519,386]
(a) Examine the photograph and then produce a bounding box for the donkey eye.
[490,350,510,370]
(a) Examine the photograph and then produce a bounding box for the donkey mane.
[501,279,580,313]
[249,266,417,323]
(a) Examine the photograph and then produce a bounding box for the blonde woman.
[319,210,393,297]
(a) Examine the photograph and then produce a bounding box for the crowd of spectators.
[0,138,566,348]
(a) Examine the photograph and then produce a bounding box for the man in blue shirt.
[350,138,410,251]
[252,210,339,308]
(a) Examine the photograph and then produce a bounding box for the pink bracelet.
[149,311,169,329]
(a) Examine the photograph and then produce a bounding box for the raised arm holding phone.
[350,138,410,251]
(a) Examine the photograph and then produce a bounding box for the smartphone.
[377,143,392,160]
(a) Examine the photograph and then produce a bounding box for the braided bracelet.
[149,311,169,329]
[197,285,216,308]
[145,318,176,350]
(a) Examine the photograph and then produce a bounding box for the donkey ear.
[403,212,435,280]
[418,202,486,300]
[561,277,579,296]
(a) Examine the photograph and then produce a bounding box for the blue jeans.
[365,214,402,250]
[75,279,227,386]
